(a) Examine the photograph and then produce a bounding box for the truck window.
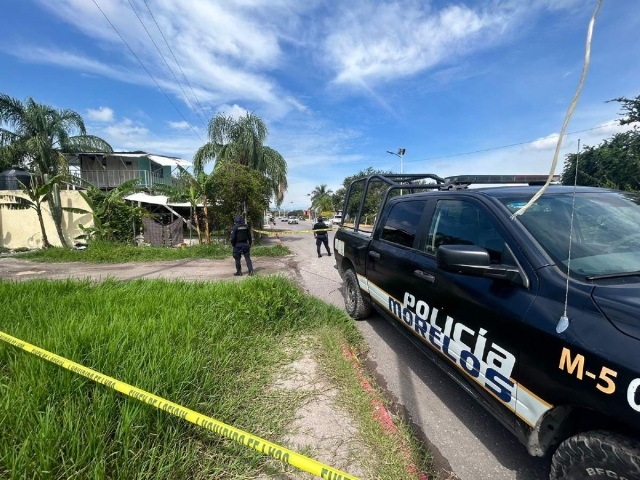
[380,201,426,249]
[500,192,640,276]
[425,200,507,264]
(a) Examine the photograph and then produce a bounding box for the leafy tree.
[336,167,395,224]
[0,174,66,249]
[77,179,145,244]
[192,112,288,205]
[563,95,640,191]
[0,146,12,172]
[611,95,640,125]
[205,163,270,235]
[0,94,112,247]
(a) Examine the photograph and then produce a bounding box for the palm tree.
[0,174,65,249]
[310,184,333,209]
[315,194,333,215]
[0,94,113,247]
[193,112,288,205]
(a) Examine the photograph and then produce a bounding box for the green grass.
[314,330,432,479]
[14,242,290,263]
[0,276,358,479]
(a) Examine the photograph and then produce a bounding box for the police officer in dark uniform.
[313,216,331,258]
[231,215,254,276]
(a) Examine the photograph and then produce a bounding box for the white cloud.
[588,119,638,137]
[86,106,115,122]
[96,116,200,159]
[323,2,508,86]
[322,0,584,87]
[103,118,149,141]
[20,0,314,120]
[272,118,365,206]
[526,120,639,152]
[399,117,636,182]
[216,104,249,119]
[168,120,192,130]
[527,133,561,151]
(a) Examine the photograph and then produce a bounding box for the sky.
[1,0,639,210]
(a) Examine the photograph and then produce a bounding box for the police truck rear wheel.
[550,431,640,480]
[343,269,371,320]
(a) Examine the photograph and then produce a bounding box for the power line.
[91,0,204,143]
[142,0,210,125]
[126,0,207,128]
[386,123,617,171]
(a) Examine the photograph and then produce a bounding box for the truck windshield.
[500,192,640,278]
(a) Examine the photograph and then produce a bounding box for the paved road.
[276,221,551,480]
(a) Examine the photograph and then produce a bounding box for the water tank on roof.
[0,167,32,190]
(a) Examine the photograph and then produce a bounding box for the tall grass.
[0,277,358,479]
[15,242,290,263]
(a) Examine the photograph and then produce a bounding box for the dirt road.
[0,252,295,282]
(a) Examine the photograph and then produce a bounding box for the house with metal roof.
[65,151,191,190]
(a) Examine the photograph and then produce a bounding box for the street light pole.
[387,148,406,195]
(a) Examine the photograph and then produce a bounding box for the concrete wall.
[0,190,93,249]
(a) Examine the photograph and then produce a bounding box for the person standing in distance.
[313,216,331,258]
[231,215,254,276]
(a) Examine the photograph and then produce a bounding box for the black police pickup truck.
[333,173,640,480]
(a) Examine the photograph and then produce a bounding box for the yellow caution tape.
[0,330,360,480]
[254,228,334,235]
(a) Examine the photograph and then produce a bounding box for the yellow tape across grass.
[0,330,360,480]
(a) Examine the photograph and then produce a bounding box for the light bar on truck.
[443,175,561,186]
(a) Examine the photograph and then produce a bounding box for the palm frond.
[78,190,96,212]
[0,128,20,147]
[108,178,141,199]
[193,141,217,174]
[150,182,188,203]
[61,206,91,215]
[262,146,288,199]
[0,194,34,210]
[208,114,235,145]
[64,173,95,189]
[0,94,26,131]
[56,109,86,136]
[61,135,113,154]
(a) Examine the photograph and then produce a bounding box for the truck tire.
[550,430,640,480]
[343,269,371,320]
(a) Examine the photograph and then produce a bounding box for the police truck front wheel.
[343,269,371,320]
[550,430,640,480]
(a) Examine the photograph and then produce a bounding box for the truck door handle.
[368,251,380,259]
[413,270,435,283]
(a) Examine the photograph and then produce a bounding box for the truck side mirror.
[437,245,526,286]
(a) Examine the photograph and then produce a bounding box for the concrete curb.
[342,344,429,480]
